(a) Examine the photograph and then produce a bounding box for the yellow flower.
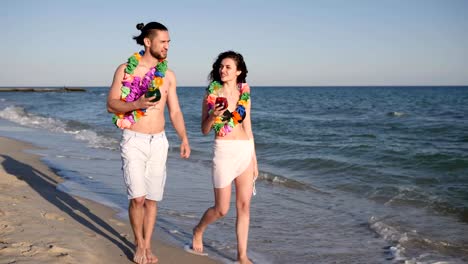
[155,77,164,87]
[238,100,248,106]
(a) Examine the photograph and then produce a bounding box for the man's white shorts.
[120,129,169,201]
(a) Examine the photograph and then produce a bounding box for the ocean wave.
[0,106,69,132]
[387,111,406,117]
[369,216,468,264]
[0,105,118,150]
[272,156,354,173]
[257,171,326,193]
[412,152,468,171]
[368,184,468,222]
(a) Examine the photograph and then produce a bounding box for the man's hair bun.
[136,23,145,30]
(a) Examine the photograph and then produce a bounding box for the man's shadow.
[0,154,134,261]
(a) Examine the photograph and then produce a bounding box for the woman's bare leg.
[192,184,232,253]
[235,161,254,264]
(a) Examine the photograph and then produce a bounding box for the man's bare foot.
[145,248,158,263]
[237,255,253,264]
[192,226,204,253]
[133,246,147,264]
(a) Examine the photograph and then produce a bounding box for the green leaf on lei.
[121,86,130,97]
[241,92,250,101]
[156,60,168,73]
[208,81,222,94]
[213,122,224,132]
[126,56,139,74]
[132,110,139,121]
[228,119,235,127]
[112,114,119,125]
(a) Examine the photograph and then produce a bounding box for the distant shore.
[0,87,86,92]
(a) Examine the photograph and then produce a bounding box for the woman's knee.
[213,205,229,217]
[236,200,251,213]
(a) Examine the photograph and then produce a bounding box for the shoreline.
[0,136,217,263]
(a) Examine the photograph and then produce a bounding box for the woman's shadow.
[0,154,134,260]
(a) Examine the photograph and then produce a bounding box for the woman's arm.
[242,99,254,140]
[201,95,214,135]
[201,94,226,135]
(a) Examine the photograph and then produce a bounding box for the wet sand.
[0,136,217,264]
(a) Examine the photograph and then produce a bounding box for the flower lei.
[206,81,250,136]
[112,50,168,129]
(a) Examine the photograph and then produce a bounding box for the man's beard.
[150,49,166,60]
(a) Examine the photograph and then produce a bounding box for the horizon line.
[1,85,468,89]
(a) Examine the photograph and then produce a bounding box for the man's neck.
[140,52,160,68]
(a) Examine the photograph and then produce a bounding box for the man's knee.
[144,199,156,207]
[131,196,146,207]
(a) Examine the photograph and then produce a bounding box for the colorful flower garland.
[206,81,250,136]
[112,50,168,129]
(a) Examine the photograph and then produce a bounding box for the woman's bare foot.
[145,248,158,263]
[237,255,253,264]
[133,246,147,264]
[192,226,204,253]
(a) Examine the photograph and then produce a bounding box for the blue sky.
[1,0,467,86]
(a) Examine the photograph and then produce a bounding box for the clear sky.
[1,0,467,86]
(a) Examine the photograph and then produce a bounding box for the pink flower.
[126,114,135,124]
[218,127,226,137]
[122,81,132,88]
[207,94,216,105]
[223,124,232,133]
[116,118,132,129]
[240,83,250,94]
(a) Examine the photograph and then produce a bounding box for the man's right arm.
[106,64,157,113]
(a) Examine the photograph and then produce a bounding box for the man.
[107,22,190,264]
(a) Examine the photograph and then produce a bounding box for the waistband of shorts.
[123,129,166,139]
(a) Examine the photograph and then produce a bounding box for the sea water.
[0,86,467,263]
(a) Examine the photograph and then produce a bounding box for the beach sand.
[0,136,218,264]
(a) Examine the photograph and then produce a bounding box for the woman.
[191,51,258,263]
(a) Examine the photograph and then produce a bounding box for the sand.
[0,136,218,264]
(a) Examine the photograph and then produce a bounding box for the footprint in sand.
[0,221,15,234]
[48,244,71,256]
[0,241,35,257]
[41,212,66,221]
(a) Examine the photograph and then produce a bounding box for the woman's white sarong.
[212,139,254,188]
